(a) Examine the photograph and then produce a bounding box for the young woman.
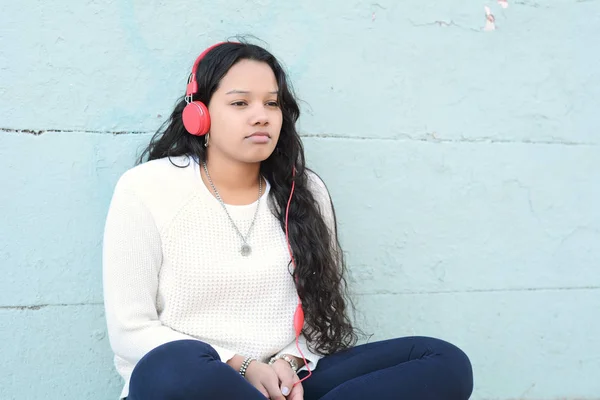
[102,40,473,400]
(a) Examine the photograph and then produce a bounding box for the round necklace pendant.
[241,244,252,257]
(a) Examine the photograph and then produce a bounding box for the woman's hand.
[270,359,304,400]
[244,360,289,399]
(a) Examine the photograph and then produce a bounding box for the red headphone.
[184,43,312,383]
[182,41,233,136]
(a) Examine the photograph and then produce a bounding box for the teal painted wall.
[1,1,598,399]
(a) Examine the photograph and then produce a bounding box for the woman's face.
[206,59,283,164]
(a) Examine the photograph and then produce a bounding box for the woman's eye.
[231,100,278,107]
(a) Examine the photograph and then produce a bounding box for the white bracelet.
[268,354,298,373]
[239,357,255,377]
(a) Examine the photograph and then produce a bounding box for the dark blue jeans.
[127,336,473,399]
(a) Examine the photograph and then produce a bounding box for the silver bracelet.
[268,354,298,373]
[239,357,255,377]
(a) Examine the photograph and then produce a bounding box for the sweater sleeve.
[102,174,237,366]
[275,334,323,373]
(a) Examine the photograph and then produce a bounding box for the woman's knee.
[426,337,474,399]
[154,338,219,358]
[133,339,221,373]
[129,339,225,399]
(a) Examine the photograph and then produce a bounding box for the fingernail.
[282,387,290,396]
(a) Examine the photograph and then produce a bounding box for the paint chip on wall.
[484,6,496,31]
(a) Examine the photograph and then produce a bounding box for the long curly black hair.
[137,39,359,356]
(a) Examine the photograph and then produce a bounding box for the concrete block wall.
[1,1,598,399]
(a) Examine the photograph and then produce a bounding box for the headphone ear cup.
[182,101,211,136]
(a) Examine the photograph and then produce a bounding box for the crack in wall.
[2,127,595,146]
[0,127,147,135]
[4,287,598,308]
[0,302,103,310]
[514,0,548,8]
[356,285,600,296]
[408,19,481,32]
[302,133,597,146]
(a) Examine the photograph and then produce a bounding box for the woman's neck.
[201,154,262,205]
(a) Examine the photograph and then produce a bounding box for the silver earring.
[204,132,210,148]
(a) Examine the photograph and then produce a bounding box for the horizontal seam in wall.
[0,302,104,310]
[355,285,600,296]
[1,127,596,146]
[4,286,598,308]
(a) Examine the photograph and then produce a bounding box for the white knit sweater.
[102,155,334,399]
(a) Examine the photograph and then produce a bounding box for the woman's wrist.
[227,354,257,370]
[269,354,302,373]
[225,354,246,370]
[239,356,256,377]
[227,354,258,378]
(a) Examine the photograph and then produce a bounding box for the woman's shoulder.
[305,169,336,219]
[116,155,195,194]
[304,168,337,231]
[305,168,331,200]
[107,155,199,225]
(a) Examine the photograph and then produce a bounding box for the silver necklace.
[202,161,262,257]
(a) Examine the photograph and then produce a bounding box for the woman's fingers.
[288,379,304,400]
[270,360,297,397]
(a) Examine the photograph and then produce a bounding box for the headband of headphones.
[185,41,238,98]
